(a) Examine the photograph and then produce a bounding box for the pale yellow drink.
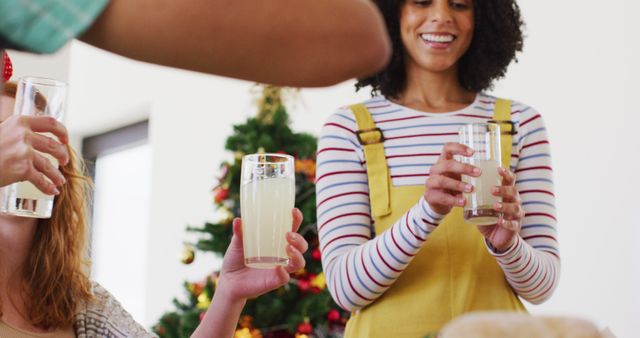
[463,159,501,225]
[241,176,295,268]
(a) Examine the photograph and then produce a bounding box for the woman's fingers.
[440,142,474,160]
[431,159,480,178]
[499,167,516,186]
[494,202,524,221]
[32,151,65,187]
[427,174,473,194]
[492,185,519,203]
[425,189,465,208]
[285,231,308,273]
[285,244,306,273]
[25,116,69,145]
[273,266,291,285]
[287,232,308,253]
[25,164,59,195]
[29,132,69,166]
[231,218,243,246]
[498,218,521,232]
[291,208,303,232]
[424,145,477,215]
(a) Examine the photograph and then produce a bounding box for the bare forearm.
[81,0,390,87]
[192,285,246,338]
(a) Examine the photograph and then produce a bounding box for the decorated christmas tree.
[153,86,349,338]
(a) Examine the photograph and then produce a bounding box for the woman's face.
[400,0,474,75]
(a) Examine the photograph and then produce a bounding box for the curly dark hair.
[356,0,524,98]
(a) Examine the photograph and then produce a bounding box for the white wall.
[5,0,639,336]
[489,1,640,336]
[6,46,70,84]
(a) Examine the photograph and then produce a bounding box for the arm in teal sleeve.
[0,0,109,53]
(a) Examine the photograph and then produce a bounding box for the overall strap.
[491,98,516,168]
[350,103,391,217]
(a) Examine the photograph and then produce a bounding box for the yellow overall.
[344,100,525,337]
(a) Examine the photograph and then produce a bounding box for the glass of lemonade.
[0,77,67,218]
[458,123,502,225]
[240,153,295,269]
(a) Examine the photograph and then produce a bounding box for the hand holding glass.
[458,123,502,225]
[240,153,295,268]
[0,77,67,218]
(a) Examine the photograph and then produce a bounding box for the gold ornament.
[239,315,253,329]
[234,328,252,338]
[233,328,262,338]
[180,245,195,265]
[310,272,326,290]
[187,282,204,296]
[197,291,211,310]
[257,85,282,125]
[189,282,204,296]
[234,151,245,161]
[295,159,316,182]
[218,207,235,224]
[295,335,309,338]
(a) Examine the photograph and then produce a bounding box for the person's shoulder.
[76,281,156,337]
[326,96,389,124]
[478,93,542,122]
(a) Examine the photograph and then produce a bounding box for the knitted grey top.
[74,283,156,338]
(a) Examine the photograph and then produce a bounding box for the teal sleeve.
[0,0,110,54]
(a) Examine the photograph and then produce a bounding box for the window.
[82,121,150,323]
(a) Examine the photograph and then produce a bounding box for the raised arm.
[81,0,391,87]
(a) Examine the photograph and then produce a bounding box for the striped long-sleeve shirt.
[316,94,560,312]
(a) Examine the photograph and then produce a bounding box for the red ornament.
[297,279,310,292]
[327,309,340,322]
[2,51,13,82]
[200,311,206,321]
[296,321,313,335]
[214,186,229,203]
[155,326,166,335]
[311,248,321,261]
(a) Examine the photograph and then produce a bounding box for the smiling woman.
[317,0,558,337]
[357,0,523,98]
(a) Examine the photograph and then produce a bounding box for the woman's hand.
[476,168,524,252]
[216,208,308,302]
[425,142,480,215]
[0,115,69,193]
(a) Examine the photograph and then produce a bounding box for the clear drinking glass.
[0,77,67,218]
[458,123,502,225]
[240,153,295,268]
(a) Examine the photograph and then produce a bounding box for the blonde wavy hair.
[2,82,93,329]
